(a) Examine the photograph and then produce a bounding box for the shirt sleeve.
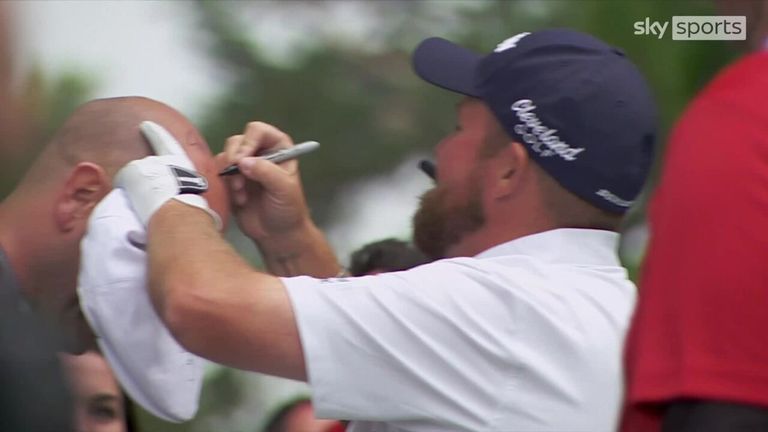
[282,260,515,426]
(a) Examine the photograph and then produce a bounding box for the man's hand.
[217,121,311,242]
[115,121,221,229]
[217,121,340,277]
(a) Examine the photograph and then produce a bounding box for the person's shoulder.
[401,255,505,279]
[404,254,610,294]
[693,52,768,108]
[408,252,620,278]
[715,52,768,86]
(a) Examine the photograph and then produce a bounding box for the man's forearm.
[147,200,306,380]
[255,221,343,278]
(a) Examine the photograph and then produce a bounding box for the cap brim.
[412,37,482,97]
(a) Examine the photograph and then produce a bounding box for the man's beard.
[412,176,485,260]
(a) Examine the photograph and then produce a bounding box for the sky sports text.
[634,16,746,40]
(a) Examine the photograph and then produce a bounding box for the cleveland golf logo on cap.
[511,99,585,162]
[596,189,633,208]
[494,32,531,52]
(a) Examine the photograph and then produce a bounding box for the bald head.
[21,96,229,221]
[0,96,231,355]
[31,97,185,177]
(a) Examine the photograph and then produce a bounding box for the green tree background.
[2,1,739,431]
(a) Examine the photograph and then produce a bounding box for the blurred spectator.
[60,351,134,432]
[0,300,73,431]
[262,397,344,432]
[0,4,73,431]
[348,238,430,276]
[0,96,228,353]
[0,97,227,428]
[622,3,768,431]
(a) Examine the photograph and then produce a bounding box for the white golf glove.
[114,121,221,229]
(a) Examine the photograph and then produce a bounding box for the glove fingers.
[140,121,187,157]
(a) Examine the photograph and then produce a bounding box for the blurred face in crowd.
[60,352,127,432]
[413,97,494,259]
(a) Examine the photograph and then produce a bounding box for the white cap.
[78,189,203,422]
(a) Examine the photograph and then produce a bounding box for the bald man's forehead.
[56,96,229,225]
[155,120,230,227]
[182,128,213,155]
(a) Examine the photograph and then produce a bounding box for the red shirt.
[622,52,768,431]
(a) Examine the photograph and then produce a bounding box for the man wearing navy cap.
[116,29,656,431]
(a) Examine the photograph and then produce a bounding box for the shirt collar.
[474,228,621,266]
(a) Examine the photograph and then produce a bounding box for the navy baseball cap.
[412,29,657,214]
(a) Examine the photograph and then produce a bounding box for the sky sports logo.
[634,16,746,40]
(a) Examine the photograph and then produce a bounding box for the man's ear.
[486,140,529,201]
[53,162,110,232]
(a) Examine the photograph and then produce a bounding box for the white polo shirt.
[284,228,635,432]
